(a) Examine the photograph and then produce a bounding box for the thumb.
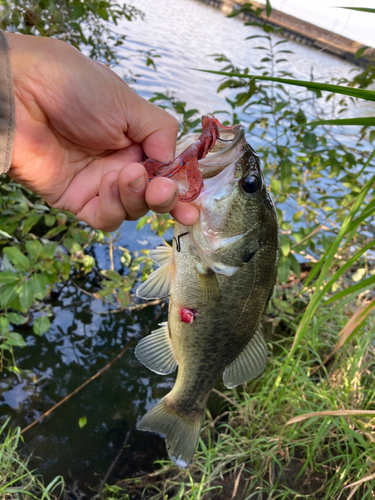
[125,94,179,161]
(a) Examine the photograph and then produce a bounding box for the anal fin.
[135,322,177,375]
[223,328,268,389]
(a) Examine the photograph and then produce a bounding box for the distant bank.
[197,0,374,67]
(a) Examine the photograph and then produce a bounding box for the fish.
[143,115,237,202]
[135,119,279,469]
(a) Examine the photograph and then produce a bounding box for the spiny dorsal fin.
[223,328,268,389]
[135,322,177,375]
[136,257,174,300]
[149,246,173,266]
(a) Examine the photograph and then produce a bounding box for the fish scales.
[135,120,279,469]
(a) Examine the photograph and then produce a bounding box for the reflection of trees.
[0,284,172,484]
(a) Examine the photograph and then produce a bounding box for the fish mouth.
[175,124,246,179]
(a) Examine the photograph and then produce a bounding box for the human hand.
[5,33,200,231]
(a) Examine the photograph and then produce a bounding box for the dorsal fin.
[135,322,177,375]
[223,328,268,388]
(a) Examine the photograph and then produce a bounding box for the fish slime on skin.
[143,115,237,202]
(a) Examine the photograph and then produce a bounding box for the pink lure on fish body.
[143,115,237,202]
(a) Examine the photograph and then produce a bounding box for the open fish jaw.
[136,126,279,469]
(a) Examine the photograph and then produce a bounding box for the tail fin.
[137,396,203,469]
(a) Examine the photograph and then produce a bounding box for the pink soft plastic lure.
[143,115,237,202]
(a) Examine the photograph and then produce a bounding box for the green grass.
[113,290,375,500]
[0,420,64,499]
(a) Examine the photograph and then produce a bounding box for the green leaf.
[29,274,48,300]
[338,7,375,13]
[274,101,288,112]
[270,177,280,195]
[72,4,85,19]
[44,214,56,227]
[64,238,82,254]
[355,46,370,59]
[1,282,20,309]
[5,313,28,325]
[97,7,109,20]
[196,69,375,102]
[0,229,12,239]
[289,253,301,279]
[0,271,20,284]
[281,160,292,192]
[26,240,43,260]
[33,316,50,335]
[302,132,318,150]
[44,225,67,239]
[293,210,304,222]
[3,247,30,272]
[104,270,122,284]
[308,117,375,128]
[325,274,375,305]
[280,234,290,257]
[265,0,272,17]
[121,249,131,268]
[0,317,10,335]
[18,281,35,312]
[278,254,290,283]
[78,416,87,429]
[41,242,58,259]
[4,331,26,347]
[117,290,130,308]
[22,214,42,235]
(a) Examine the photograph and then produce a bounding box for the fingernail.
[158,191,178,208]
[129,174,146,193]
[111,181,119,197]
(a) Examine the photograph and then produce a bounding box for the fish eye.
[242,174,259,195]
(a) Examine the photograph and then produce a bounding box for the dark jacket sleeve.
[0,30,15,175]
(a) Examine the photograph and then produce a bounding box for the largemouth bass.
[135,120,279,469]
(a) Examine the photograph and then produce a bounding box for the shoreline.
[197,0,374,67]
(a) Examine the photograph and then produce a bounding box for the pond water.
[0,0,366,494]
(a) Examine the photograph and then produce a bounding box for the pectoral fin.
[136,259,174,299]
[149,246,173,266]
[223,328,268,389]
[135,322,177,375]
[196,266,220,307]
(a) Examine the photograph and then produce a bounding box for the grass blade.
[196,69,375,101]
[308,117,375,127]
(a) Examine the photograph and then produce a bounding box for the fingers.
[124,96,179,161]
[77,171,127,231]
[170,202,200,226]
[144,176,200,225]
[117,162,149,221]
[65,160,200,231]
[144,177,179,213]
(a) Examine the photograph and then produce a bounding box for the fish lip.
[200,124,245,179]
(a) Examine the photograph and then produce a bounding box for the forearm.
[0,30,15,175]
